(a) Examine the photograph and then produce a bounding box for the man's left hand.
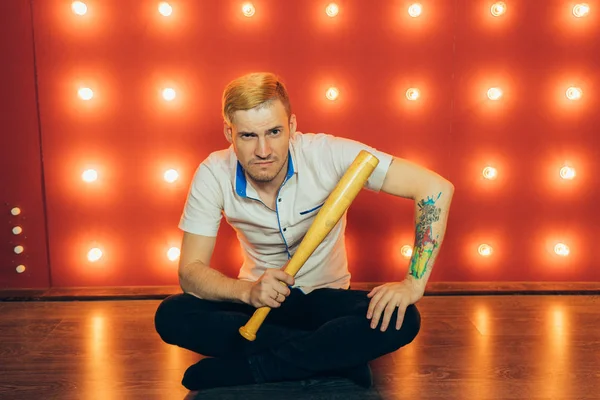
[366,279,424,332]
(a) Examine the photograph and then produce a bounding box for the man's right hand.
[246,268,295,308]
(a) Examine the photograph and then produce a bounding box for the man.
[154,72,454,391]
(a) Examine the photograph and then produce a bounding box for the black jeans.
[154,287,421,383]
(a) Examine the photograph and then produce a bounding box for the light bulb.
[478,244,493,256]
[400,245,413,258]
[16,265,26,273]
[242,2,255,17]
[12,226,23,235]
[78,88,93,101]
[405,88,420,101]
[71,1,87,16]
[560,166,576,180]
[158,2,172,16]
[408,3,422,17]
[82,169,98,182]
[487,87,502,100]
[87,247,103,262]
[326,3,339,17]
[164,169,179,183]
[162,88,176,101]
[326,87,339,101]
[566,87,582,100]
[490,2,506,16]
[482,167,497,180]
[167,247,180,261]
[11,207,21,216]
[14,245,24,254]
[573,3,590,17]
[554,243,570,256]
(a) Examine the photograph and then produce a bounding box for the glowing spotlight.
[573,3,590,17]
[167,247,180,261]
[11,207,21,216]
[242,2,255,17]
[482,166,497,180]
[82,169,98,182]
[408,3,422,17]
[12,226,22,235]
[400,245,413,258]
[566,87,582,100]
[326,87,339,101]
[87,247,103,262]
[16,265,26,273]
[158,2,172,16]
[14,245,24,254]
[406,88,420,101]
[326,3,339,17]
[71,1,87,16]
[78,88,94,101]
[162,88,176,101]
[560,166,576,180]
[487,87,502,100]
[478,244,493,256]
[554,243,570,256]
[491,2,506,16]
[164,169,179,183]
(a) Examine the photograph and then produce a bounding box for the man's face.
[225,99,296,185]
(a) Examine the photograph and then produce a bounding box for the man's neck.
[248,158,288,197]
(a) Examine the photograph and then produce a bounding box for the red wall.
[1,0,599,290]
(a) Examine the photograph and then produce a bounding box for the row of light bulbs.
[75,86,585,103]
[70,1,592,19]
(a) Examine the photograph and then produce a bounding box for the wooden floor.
[1,295,599,400]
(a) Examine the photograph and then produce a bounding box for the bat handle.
[238,306,271,341]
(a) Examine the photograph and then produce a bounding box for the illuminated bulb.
[408,3,422,17]
[71,1,87,16]
[78,88,93,100]
[405,88,420,101]
[566,87,582,100]
[573,3,590,17]
[242,2,255,17]
[14,245,24,254]
[167,247,180,261]
[560,166,576,180]
[162,88,176,101]
[82,169,98,182]
[326,87,339,101]
[12,226,22,235]
[490,2,506,16]
[158,2,172,16]
[164,169,179,183]
[326,3,339,17]
[482,166,497,180]
[554,243,570,256]
[478,244,493,256]
[87,247,103,262]
[400,245,413,258]
[16,265,26,273]
[487,87,502,100]
[11,207,21,216]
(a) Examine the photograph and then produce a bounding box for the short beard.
[246,153,288,183]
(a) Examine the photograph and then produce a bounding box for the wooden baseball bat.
[238,149,380,341]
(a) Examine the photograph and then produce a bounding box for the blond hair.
[222,72,292,125]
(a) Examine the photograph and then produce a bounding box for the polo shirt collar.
[235,149,296,198]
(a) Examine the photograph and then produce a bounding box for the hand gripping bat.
[238,149,380,341]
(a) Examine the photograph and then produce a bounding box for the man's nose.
[255,137,272,158]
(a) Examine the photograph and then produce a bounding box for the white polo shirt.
[179,132,393,294]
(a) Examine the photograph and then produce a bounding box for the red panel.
[0,0,593,289]
[0,0,50,289]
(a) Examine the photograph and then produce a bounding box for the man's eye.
[271,130,280,135]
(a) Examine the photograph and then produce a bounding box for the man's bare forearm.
[406,183,454,292]
[179,261,252,304]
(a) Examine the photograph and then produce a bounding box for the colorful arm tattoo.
[409,191,443,279]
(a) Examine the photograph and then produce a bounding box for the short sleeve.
[320,134,393,192]
[178,162,224,236]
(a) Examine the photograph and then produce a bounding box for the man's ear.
[223,121,233,143]
[289,114,297,138]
